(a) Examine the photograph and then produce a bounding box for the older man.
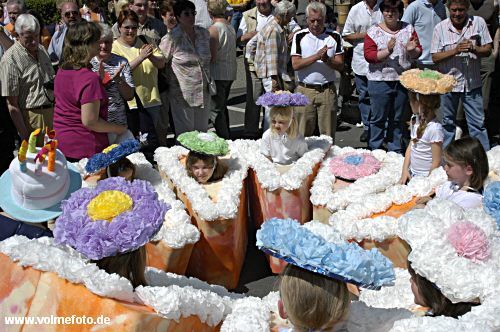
[292,2,343,138]
[431,0,492,150]
[47,0,81,64]
[4,0,25,40]
[112,0,167,45]
[0,14,55,145]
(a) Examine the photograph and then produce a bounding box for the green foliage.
[26,0,60,26]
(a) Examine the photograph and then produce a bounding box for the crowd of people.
[0,0,498,172]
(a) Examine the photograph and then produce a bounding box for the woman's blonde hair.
[270,107,299,139]
[185,151,228,183]
[61,20,101,69]
[279,265,350,331]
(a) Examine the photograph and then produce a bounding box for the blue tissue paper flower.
[344,155,363,166]
[256,218,395,289]
[484,182,500,229]
[85,139,141,174]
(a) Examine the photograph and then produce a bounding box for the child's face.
[272,117,290,135]
[190,160,215,184]
[443,156,473,187]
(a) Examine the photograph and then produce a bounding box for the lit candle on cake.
[28,128,41,153]
[48,141,57,172]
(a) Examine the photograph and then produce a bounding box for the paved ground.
[223,54,366,297]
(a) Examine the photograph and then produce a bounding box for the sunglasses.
[63,10,79,18]
[122,25,139,30]
[181,10,196,17]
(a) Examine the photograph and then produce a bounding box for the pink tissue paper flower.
[447,221,491,262]
[329,152,382,180]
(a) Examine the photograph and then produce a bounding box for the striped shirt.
[253,19,287,79]
[90,54,135,126]
[0,41,54,109]
[160,25,211,108]
[210,22,237,81]
[430,16,492,92]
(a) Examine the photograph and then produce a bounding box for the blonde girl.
[278,264,350,331]
[260,107,308,165]
[400,93,443,184]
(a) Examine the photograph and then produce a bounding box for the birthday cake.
[9,130,70,210]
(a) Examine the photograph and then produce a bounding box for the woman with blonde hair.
[208,0,237,139]
[53,21,127,161]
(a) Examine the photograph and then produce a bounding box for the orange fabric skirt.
[248,163,321,273]
[0,253,219,331]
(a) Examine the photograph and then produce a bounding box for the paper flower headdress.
[398,199,499,303]
[329,152,382,181]
[256,91,309,107]
[54,177,169,260]
[256,218,395,289]
[177,131,229,156]
[85,139,141,174]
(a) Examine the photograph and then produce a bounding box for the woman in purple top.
[53,21,127,161]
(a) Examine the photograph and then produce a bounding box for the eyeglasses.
[181,10,196,17]
[63,10,79,18]
[122,25,139,30]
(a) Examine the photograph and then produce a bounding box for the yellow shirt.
[112,38,162,109]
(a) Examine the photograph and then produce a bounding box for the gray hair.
[99,23,113,40]
[274,0,296,19]
[6,0,25,11]
[15,13,40,34]
[306,1,326,18]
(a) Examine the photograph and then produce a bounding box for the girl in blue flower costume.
[84,139,141,184]
[257,218,396,331]
[257,91,309,165]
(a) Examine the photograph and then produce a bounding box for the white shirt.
[341,1,382,76]
[260,129,308,165]
[409,117,443,176]
[237,10,300,38]
[193,0,213,29]
[291,28,344,84]
[436,181,483,209]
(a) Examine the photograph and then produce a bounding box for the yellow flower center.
[102,144,119,154]
[87,190,133,221]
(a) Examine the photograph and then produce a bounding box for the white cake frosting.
[9,148,70,209]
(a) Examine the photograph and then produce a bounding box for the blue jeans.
[367,80,407,153]
[440,88,490,151]
[354,74,370,131]
[231,11,243,34]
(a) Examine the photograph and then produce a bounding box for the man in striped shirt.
[431,0,492,150]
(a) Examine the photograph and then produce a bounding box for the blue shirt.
[402,0,446,65]
[47,24,67,64]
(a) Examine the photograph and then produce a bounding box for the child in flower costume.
[178,131,229,184]
[84,139,141,183]
[257,91,309,165]
[257,218,396,331]
[54,176,170,287]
